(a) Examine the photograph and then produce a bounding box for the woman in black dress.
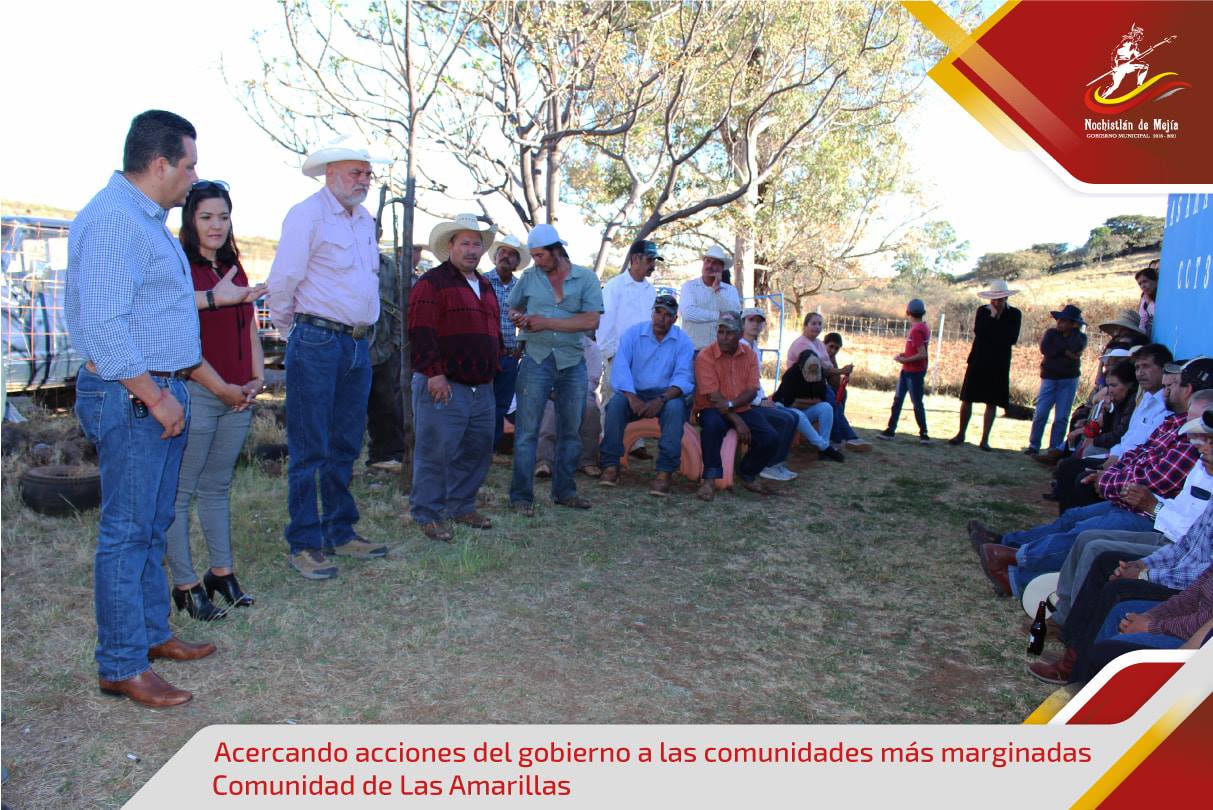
[949,279,1022,450]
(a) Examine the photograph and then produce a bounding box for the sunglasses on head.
[191,179,230,193]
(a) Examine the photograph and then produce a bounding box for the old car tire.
[19,464,102,516]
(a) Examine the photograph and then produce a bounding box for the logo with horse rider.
[1084,23,1189,114]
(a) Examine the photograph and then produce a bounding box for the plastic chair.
[617,419,739,490]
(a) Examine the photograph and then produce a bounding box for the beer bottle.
[1027,600,1049,656]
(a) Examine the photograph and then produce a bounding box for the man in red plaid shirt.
[970,358,1213,597]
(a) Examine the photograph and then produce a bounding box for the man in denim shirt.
[267,139,390,580]
[67,110,226,708]
[507,224,603,515]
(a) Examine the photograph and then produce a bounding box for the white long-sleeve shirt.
[1110,388,1168,458]
[678,277,741,349]
[597,272,655,358]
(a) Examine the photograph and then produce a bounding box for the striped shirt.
[408,261,503,385]
[65,171,200,379]
[1146,560,1213,640]
[484,269,519,350]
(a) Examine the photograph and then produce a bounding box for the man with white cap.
[949,279,1021,450]
[679,245,741,350]
[484,234,530,451]
[267,138,390,580]
[507,223,604,515]
[408,213,503,541]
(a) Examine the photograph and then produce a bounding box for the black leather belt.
[148,369,191,379]
[296,313,372,339]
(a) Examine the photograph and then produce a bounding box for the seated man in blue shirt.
[598,294,695,496]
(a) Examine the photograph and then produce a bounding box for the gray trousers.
[410,374,494,524]
[166,381,253,585]
[1052,529,1167,624]
[538,392,601,468]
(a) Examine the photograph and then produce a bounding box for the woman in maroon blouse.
[165,181,266,620]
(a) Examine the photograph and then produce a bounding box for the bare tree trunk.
[732,136,758,301]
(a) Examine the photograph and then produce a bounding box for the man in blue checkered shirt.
[67,110,233,709]
[484,234,529,451]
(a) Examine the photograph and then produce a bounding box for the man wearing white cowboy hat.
[407,213,503,541]
[949,278,1022,450]
[679,244,741,350]
[484,233,530,451]
[267,137,391,580]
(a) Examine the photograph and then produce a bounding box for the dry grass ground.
[2,388,1065,807]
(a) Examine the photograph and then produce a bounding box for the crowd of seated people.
[959,260,1212,690]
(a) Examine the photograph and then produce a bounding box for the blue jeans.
[1094,600,1167,643]
[411,374,495,523]
[511,354,587,505]
[599,390,686,472]
[698,408,778,482]
[757,404,797,466]
[493,353,519,449]
[886,370,927,436]
[166,382,252,585]
[1029,376,1080,451]
[777,401,833,450]
[1004,501,1154,596]
[825,383,859,442]
[284,322,372,554]
[74,367,189,681]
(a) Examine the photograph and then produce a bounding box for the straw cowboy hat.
[976,279,1019,299]
[488,234,531,270]
[428,213,496,263]
[1098,308,1148,339]
[300,136,389,178]
[703,244,733,271]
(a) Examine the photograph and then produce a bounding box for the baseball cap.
[716,311,742,332]
[629,239,663,261]
[1178,409,1213,436]
[527,223,567,250]
[741,307,766,321]
[1178,357,1213,390]
[907,298,926,316]
[653,294,679,315]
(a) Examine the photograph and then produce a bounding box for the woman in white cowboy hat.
[949,279,1022,450]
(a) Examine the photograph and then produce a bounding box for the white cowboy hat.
[976,279,1019,299]
[301,136,389,178]
[428,213,496,263]
[488,234,531,270]
[703,244,733,271]
[1021,571,1060,618]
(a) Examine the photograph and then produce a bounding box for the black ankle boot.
[204,570,255,608]
[172,583,225,621]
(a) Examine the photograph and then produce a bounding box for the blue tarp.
[1155,194,1213,359]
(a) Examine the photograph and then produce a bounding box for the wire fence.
[766,312,1115,408]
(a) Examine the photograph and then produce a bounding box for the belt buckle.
[352,325,368,339]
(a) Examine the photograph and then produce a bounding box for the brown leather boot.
[1027,646,1077,684]
[649,471,672,497]
[148,636,217,662]
[99,669,193,708]
[978,543,1017,597]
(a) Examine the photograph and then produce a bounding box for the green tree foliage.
[973,249,1051,281]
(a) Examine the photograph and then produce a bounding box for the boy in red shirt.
[878,298,931,444]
